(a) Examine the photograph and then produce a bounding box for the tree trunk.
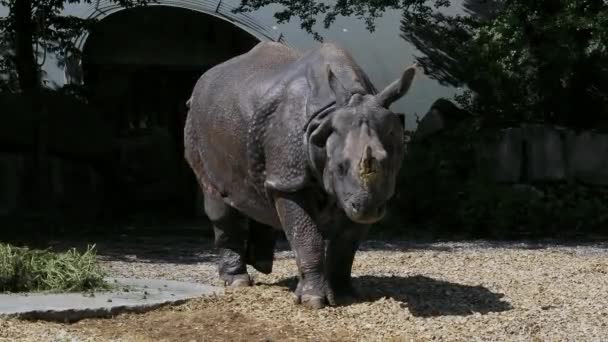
[14,0,50,212]
[14,0,38,94]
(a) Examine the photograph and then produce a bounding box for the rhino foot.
[292,276,336,310]
[223,274,253,288]
[301,295,326,310]
[250,260,273,274]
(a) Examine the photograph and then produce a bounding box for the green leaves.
[234,0,450,41]
[0,0,152,93]
[235,0,607,128]
[461,0,608,128]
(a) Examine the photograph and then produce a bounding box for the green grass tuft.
[0,243,110,293]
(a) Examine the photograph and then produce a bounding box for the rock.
[521,124,566,182]
[415,109,445,140]
[431,98,469,123]
[414,98,468,141]
[566,131,608,185]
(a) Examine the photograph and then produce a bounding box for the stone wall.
[481,125,608,185]
[0,92,112,219]
[414,98,608,186]
[0,92,199,221]
[0,127,191,220]
[0,153,104,218]
[566,131,608,186]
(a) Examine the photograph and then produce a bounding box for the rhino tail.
[186,97,193,109]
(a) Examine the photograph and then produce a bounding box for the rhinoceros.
[184,42,416,309]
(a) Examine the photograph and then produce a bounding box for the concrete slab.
[0,278,223,322]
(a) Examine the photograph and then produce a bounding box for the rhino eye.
[337,161,349,175]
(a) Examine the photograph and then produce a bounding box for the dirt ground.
[1,235,607,341]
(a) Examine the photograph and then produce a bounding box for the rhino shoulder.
[247,79,312,195]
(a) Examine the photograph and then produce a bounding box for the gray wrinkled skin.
[184,42,416,309]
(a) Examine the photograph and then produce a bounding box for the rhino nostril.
[376,204,386,215]
[350,202,358,213]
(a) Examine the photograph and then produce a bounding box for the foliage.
[235,0,452,41]
[456,0,608,128]
[235,0,608,129]
[0,33,18,92]
[0,243,109,293]
[455,180,608,240]
[0,0,151,93]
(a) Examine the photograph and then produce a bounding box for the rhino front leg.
[274,192,335,309]
[327,224,369,303]
[204,192,251,287]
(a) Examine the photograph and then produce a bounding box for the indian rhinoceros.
[184,42,416,309]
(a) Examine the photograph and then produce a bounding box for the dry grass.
[0,243,108,293]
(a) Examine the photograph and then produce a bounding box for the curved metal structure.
[65,0,291,85]
[75,0,289,48]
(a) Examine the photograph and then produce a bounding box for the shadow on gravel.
[272,275,512,317]
[360,240,608,253]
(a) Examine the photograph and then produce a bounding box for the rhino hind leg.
[245,221,276,274]
[204,193,252,287]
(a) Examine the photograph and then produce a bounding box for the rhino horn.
[376,64,417,108]
[359,145,377,175]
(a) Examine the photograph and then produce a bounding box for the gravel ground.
[1,236,607,341]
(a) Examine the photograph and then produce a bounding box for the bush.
[456,0,608,129]
[0,243,109,293]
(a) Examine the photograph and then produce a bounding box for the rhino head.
[307,65,416,224]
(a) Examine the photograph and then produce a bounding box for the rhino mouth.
[343,200,387,224]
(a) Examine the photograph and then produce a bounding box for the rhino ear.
[306,113,334,180]
[376,64,417,108]
[327,65,350,106]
